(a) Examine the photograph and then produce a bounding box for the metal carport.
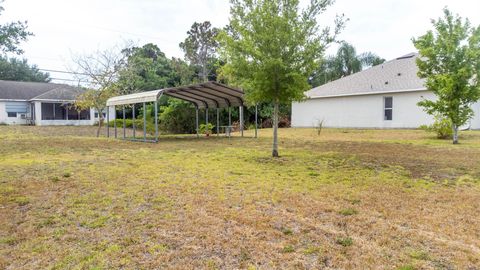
[105,81,257,142]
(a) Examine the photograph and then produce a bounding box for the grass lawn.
[1,126,479,269]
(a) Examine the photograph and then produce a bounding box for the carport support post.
[122,105,126,139]
[205,108,209,125]
[132,104,135,139]
[143,102,146,142]
[114,105,117,138]
[255,104,258,138]
[216,108,219,137]
[106,106,110,138]
[195,107,199,138]
[154,101,158,142]
[228,107,231,127]
[240,105,244,137]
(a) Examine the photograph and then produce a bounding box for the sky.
[1,0,479,84]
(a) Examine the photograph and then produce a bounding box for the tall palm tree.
[310,42,385,87]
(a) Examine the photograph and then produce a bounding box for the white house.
[0,80,114,126]
[292,53,480,129]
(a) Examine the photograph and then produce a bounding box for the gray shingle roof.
[306,53,426,98]
[0,80,85,101]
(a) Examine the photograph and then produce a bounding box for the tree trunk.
[96,116,103,138]
[272,101,279,157]
[452,124,459,144]
[202,63,208,82]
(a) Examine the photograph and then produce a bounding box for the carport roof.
[106,81,244,109]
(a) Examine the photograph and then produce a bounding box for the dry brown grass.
[0,126,479,269]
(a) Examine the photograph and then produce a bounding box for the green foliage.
[335,237,353,247]
[179,21,220,82]
[408,249,429,260]
[282,245,295,253]
[420,115,453,139]
[219,0,344,104]
[0,3,33,55]
[159,99,196,134]
[0,57,50,82]
[107,119,155,134]
[281,227,293,235]
[76,88,117,137]
[13,196,29,206]
[310,42,385,87]
[338,208,358,216]
[413,8,480,144]
[117,43,180,95]
[199,123,214,135]
[218,0,344,156]
[72,45,126,137]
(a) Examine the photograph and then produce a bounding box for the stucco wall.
[470,102,480,130]
[292,90,438,128]
[0,101,29,125]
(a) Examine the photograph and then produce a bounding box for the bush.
[260,116,291,128]
[420,115,452,139]
[107,119,155,134]
[199,123,214,135]
[159,99,196,134]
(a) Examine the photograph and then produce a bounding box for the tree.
[310,42,384,87]
[0,57,50,82]
[72,45,126,137]
[0,1,32,55]
[179,21,219,82]
[117,43,178,94]
[75,87,116,137]
[218,0,345,157]
[413,8,480,144]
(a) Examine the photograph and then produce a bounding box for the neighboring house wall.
[470,102,480,130]
[292,90,437,128]
[0,101,30,125]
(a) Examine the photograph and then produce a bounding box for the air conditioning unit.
[20,114,26,119]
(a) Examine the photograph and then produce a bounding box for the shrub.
[199,123,214,135]
[159,99,196,134]
[336,237,353,247]
[315,119,324,135]
[420,115,453,139]
[282,245,295,253]
[108,119,156,134]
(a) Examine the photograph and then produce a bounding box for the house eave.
[29,99,77,103]
[0,99,29,102]
[305,88,428,100]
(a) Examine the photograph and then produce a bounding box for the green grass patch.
[338,208,358,216]
[336,237,353,247]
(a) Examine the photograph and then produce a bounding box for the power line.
[39,68,89,76]
[50,77,90,83]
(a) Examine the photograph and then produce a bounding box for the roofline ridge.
[307,52,419,94]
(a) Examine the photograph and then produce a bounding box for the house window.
[41,103,55,120]
[79,109,90,120]
[384,97,393,121]
[54,104,67,120]
[7,112,17,118]
[41,102,90,121]
[94,111,106,119]
[67,106,80,120]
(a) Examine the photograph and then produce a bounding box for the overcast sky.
[1,0,479,84]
